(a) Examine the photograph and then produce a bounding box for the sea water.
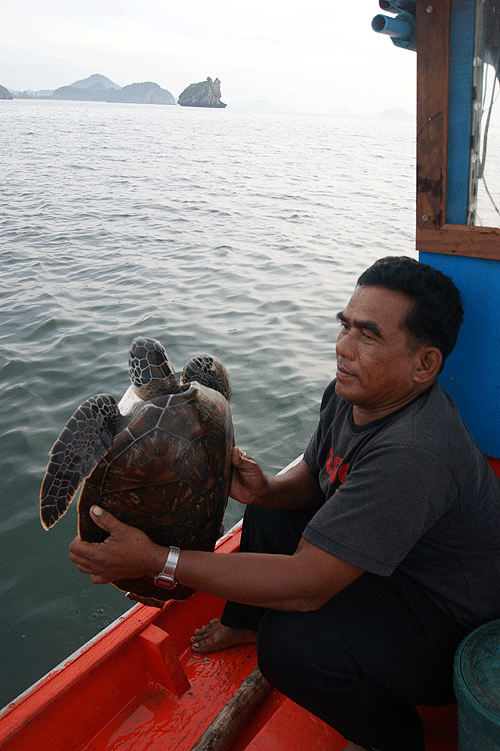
[0,99,416,706]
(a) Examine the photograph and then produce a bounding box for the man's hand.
[69,506,167,584]
[230,448,324,510]
[229,447,270,505]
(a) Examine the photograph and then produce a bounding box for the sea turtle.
[40,336,234,607]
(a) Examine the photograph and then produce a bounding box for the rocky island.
[178,77,226,108]
[0,85,13,99]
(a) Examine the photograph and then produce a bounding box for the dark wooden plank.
[416,0,450,232]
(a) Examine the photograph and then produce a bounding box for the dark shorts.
[221,506,468,751]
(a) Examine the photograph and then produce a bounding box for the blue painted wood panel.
[420,252,500,458]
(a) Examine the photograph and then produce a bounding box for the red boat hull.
[0,521,461,751]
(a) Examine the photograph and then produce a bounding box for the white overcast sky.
[2,0,417,114]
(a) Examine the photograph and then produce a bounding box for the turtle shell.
[77,382,233,606]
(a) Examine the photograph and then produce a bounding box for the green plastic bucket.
[454,619,500,751]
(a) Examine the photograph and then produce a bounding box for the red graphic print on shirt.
[326,448,349,484]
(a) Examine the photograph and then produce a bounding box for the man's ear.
[413,347,443,384]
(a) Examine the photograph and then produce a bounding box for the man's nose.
[336,331,356,360]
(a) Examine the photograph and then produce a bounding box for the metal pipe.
[372,13,413,41]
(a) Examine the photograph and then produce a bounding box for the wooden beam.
[416,0,450,233]
[418,223,500,260]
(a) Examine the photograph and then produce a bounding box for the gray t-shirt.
[303,380,500,629]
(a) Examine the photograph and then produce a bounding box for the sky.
[2,0,417,115]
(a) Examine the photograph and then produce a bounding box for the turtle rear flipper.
[40,394,120,530]
[181,355,231,403]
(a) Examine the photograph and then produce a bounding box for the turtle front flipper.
[40,394,120,530]
[181,355,231,402]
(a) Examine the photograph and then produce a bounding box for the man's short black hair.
[357,256,464,364]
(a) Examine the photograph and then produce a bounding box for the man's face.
[335,285,426,424]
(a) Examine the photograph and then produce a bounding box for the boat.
[1,1,499,749]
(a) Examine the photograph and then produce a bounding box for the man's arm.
[175,537,364,611]
[69,506,364,612]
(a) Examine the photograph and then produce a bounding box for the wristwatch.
[154,547,180,589]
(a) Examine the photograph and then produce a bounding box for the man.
[70,256,500,751]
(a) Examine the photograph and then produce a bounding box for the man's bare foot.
[191,618,257,655]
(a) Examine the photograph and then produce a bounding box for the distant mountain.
[53,85,110,101]
[378,107,415,120]
[0,84,13,99]
[52,75,175,105]
[110,82,175,105]
[52,73,121,100]
[69,73,121,91]
[9,89,54,97]
[27,90,54,97]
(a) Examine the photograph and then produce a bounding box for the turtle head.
[181,354,231,403]
[128,337,179,399]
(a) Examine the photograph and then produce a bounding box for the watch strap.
[154,546,180,589]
